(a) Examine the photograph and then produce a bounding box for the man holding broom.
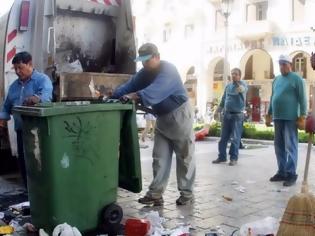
[266,54,307,187]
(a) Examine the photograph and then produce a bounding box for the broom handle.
[303,132,314,184]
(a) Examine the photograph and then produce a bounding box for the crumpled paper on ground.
[240,216,279,236]
[52,223,82,236]
[144,211,191,236]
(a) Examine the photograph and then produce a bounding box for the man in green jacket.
[266,54,307,187]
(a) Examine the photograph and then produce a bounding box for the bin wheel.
[101,203,123,226]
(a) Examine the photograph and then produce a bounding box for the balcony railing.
[236,20,275,41]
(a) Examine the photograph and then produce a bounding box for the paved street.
[1,138,315,235]
[118,138,315,235]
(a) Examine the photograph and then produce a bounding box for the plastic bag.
[240,217,279,236]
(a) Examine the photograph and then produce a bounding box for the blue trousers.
[274,120,298,177]
[218,112,244,161]
[17,130,27,188]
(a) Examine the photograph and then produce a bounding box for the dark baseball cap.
[134,43,159,62]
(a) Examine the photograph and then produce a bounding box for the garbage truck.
[0,0,137,159]
[1,0,142,233]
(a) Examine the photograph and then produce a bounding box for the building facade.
[132,0,315,121]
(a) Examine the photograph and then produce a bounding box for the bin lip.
[12,102,134,117]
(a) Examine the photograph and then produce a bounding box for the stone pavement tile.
[160,207,194,219]
[116,195,139,204]
[249,200,274,210]
[191,206,222,219]
[193,201,222,211]
[256,207,285,219]
[219,206,261,219]
[271,199,290,209]
[224,214,266,228]
[197,215,233,229]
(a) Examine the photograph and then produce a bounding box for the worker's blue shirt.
[112,61,188,115]
[268,72,307,120]
[219,80,248,113]
[0,69,53,130]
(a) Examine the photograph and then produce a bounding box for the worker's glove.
[119,95,131,104]
[305,114,315,133]
[296,116,306,130]
[265,114,272,127]
[23,96,40,106]
[236,85,245,93]
[311,52,315,70]
[120,93,139,104]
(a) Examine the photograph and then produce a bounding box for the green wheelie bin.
[13,101,142,234]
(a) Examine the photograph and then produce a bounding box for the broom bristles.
[277,193,315,236]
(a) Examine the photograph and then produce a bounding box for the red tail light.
[20,0,30,31]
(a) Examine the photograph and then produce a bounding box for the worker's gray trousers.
[145,101,196,199]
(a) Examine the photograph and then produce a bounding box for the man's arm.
[0,89,13,121]
[268,79,276,115]
[137,71,180,107]
[111,75,137,99]
[36,75,53,102]
[297,77,307,117]
[23,75,53,105]
[219,87,227,109]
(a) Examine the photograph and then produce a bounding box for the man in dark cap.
[112,43,195,206]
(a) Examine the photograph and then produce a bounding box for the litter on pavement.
[239,216,279,236]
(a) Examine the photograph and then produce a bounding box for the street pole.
[221,0,232,88]
[223,15,229,87]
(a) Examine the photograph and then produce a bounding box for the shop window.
[293,53,307,78]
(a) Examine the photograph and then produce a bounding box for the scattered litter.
[222,196,233,202]
[140,144,149,149]
[39,228,49,236]
[9,202,30,212]
[231,181,239,185]
[272,188,289,193]
[235,186,246,193]
[125,218,150,236]
[52,223,82,236]
[0,225,14,235]
[9,219,25,234]
[206,225,225,236]
[178,215,185,219]
[169,225,190,236]
[144,211,166,235]
[239,216,279,236]
[23,223,36,232]
[0,212,4,220]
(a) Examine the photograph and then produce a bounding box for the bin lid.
[12,101,133,117]
[119,108,142,193]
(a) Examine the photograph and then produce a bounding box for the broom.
[277,132,315,236]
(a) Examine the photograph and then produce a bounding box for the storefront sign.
[207,33,315,55]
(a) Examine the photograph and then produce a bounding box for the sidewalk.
[118,138,315,235]
[1,139,314,235]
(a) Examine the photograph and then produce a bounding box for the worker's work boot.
[138,196,164,206]
[269,173,287,182]
[283,174,298,187]
[176,196,194,206]
[212,158,227,164]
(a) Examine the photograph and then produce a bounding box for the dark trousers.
[16,130,27,189]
